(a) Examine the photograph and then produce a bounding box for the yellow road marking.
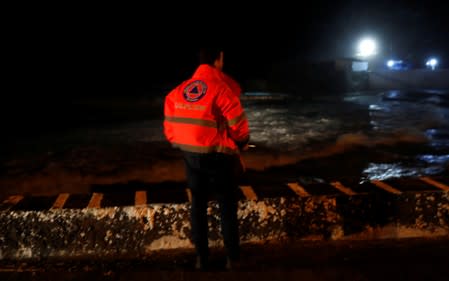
[371,180,402,195]
[51,193,70,209]
[239,185,258,200]
[135,191,147,206]
[87,192,103,208]
[330,181,357,196]
[186,188,192,203]
[419,177,449,191]
[1,195,24,210]
[287,182,310,197]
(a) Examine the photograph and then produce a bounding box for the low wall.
[1,191,448,260]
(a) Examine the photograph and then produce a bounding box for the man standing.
[163,46,250,270]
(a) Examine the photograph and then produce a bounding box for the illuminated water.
[243,89,449,180]
[1,89,449,195]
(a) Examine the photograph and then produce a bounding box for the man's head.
[199,46,224,71]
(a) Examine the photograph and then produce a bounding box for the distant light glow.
[426,58,438,70]
[387,60,395,67]
[357,38,377,57]
[386,59,406,70]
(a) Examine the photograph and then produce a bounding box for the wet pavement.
[1,238,448,280]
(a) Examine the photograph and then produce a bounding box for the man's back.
[164,64,249,155]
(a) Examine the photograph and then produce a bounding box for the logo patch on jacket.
[183,80,207,102]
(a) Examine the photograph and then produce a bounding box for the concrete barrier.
[1,189,448,260]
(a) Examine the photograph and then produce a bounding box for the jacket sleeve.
[163,89,176,143]
[215,85,250,145]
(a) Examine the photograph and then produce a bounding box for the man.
[163,46,250,270]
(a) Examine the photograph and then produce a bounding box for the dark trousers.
[183,152,241,261]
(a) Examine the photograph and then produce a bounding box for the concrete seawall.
[1,184,448,260]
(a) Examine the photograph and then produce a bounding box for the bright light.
[386,59,406,70]
[387,60,395,67]
[426,58,438,70]
[357,38,377,57]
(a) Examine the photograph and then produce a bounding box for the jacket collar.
[192,64,222,80]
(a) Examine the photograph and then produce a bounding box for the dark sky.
[6,1,449,98]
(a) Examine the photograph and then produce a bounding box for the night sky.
[6,1,448,98]
[2,0,448,134]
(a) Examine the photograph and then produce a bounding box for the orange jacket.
[164,64,249,155]
[221,72,242,97]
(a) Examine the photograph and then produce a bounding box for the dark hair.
[199,46,223,66]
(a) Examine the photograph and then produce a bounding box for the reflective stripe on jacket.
[164,64,249,154]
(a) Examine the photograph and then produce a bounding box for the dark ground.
[1,237,449,281]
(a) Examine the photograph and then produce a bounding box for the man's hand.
[235,136,250,151]
[242,144,256,151]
